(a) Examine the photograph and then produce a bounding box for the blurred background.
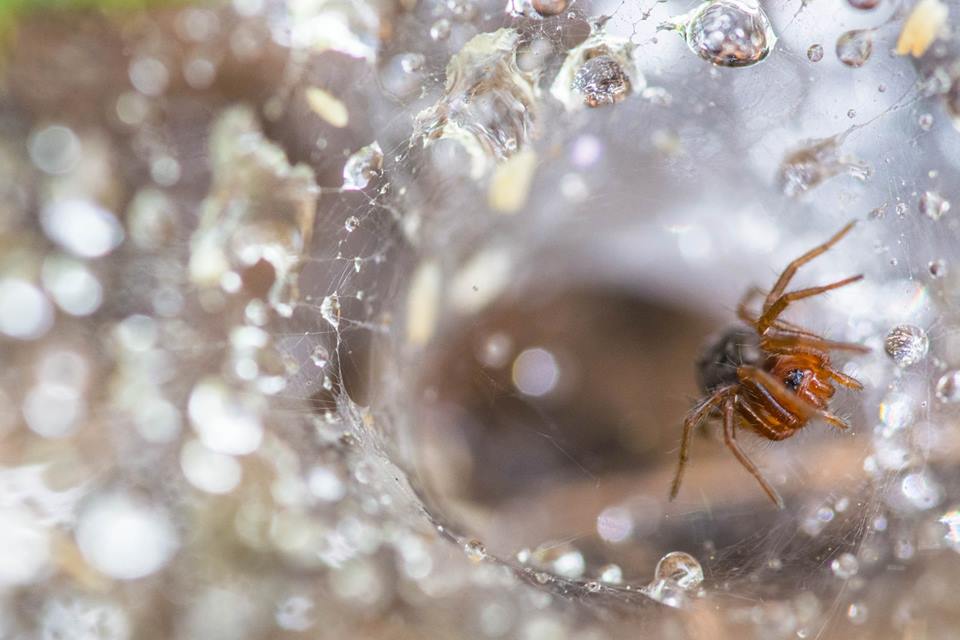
[1,0,960,637]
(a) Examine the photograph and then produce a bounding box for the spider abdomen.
[696,327,762,393]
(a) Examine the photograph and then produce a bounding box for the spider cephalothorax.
[670,221,868,508]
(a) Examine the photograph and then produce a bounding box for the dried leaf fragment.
[896,0,949,57]
[305,87,349,128]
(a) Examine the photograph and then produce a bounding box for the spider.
[669,221,869,509]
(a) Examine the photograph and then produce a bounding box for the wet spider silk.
[2,0,960,639]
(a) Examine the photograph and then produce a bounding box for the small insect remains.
[669,221,868,508]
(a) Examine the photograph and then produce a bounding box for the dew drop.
[653,551,704,588]
[320,294,341,329]
[642,551,704,608]
[918,113,934,130]
[572,54,632,108]
[344,216,360,232]
[807,43,824,62]
[919,190,950,220]
[533,0,567,15]
[884,324,929,367]
[847,602,869,624]
[895,202,909,217]
[928,258,947,278]
[342,142,383,191]
[936,370,960,403]
[830,552,859,579]
[429,18,451,41]
[778,133,870,197]
[464,539,487,562]
[666,0,777,68]
[598,563,623,584]
[836,29,873,67]
[310,345,330,368]
[530,541,586,578]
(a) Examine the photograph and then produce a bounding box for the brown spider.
[669,221,869,509]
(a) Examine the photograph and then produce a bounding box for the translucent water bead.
[662,0,777,68]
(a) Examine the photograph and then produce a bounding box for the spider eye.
[784,369,805,391]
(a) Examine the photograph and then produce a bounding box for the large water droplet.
[664,0,777,67]
[413,29,539,178]
[551,32,643,111]
[884,324,929,367]
[836,29,873,67]
[807,43,824,62]
[641,551,704,608]
[572,55,632,108]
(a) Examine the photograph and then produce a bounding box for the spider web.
[3,0,960,637]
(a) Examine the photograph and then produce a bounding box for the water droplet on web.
[530,541,585,578]
[276,595,317,631]
[654,551,704,587]
[830,552,859,579]
[342,141,383,191]
[779,133,870,197]
[801,505,835,536]
[918,113,934,130]
[879,392,914,432]
[429,18,451,41]
[413,29,538,177]
[929,258,948,278]
[598,563,623,584]
[551,32,643,111]
[321,294,341,329]
[641,551,704,608]
[935,370,960,402]
[847,602,869,624]
[662,0,776,67]
[310,345,330,368]
[939,508,960,549]
[399,53,425,74]
[572,55,632,108]
[464,538,487,562]
[847,109,857,119]
[919,191,950,220]
[344,216,360,232]
[807,44,824,62]
[896,202,909,216]
[902,471,943,510]
[836,29,873,67]
[506,0,567,16]
[884,324,929,367]
[533,0,567,15]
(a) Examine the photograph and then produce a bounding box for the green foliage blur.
[0,0,186,38]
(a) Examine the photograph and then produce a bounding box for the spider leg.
[763,220,857,312]
[669,385,735,502]
[724,395,785,509]
[739,288,828,338]
[826,368,864,391]
[736,286,764,325]
[739,365,850,431]
[760,334,870,355]
[757,275,864,335]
